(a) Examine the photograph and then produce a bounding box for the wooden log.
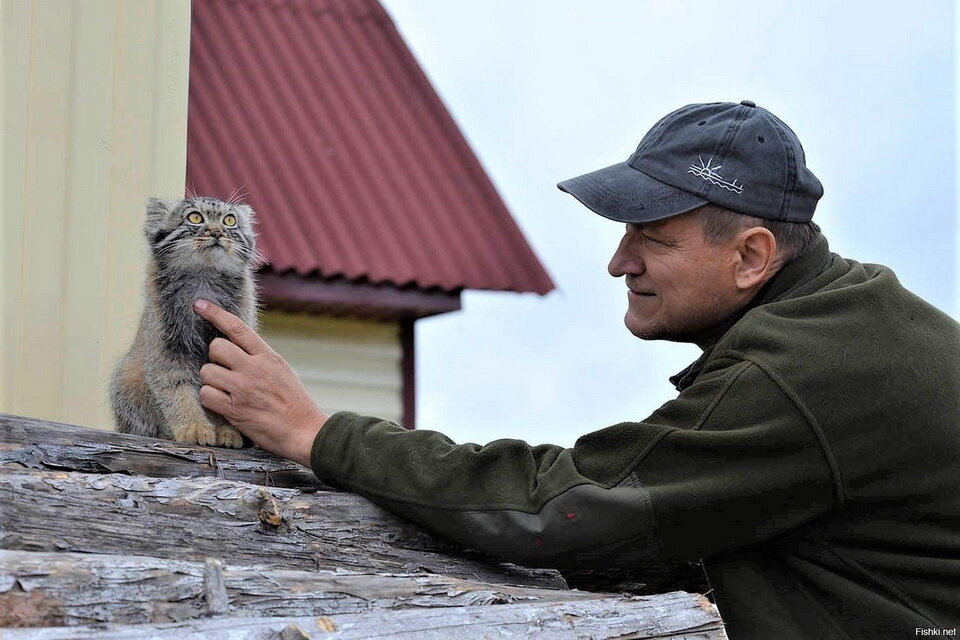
[0,550,606,627]
[0,413,326,490]
[0,592,727,639]
[0,412,712,597]
[0,469,566,589]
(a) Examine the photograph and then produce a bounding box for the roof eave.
[259,272,462,322]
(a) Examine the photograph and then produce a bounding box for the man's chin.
[625,314,701,343]
[624,314,668,341]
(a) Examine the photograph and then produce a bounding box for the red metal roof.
[186,0,554,295]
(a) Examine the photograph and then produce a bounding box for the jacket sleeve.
[310,359,839,570]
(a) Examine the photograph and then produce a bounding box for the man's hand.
[193,299,328,467]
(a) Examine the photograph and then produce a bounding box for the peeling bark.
[1,593,726,639]
[0,412,727,637]
[0,469,565,589]
[0,413,325,490]
[0,550,604,626]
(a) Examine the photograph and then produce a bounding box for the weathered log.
[0,592,726,639]
[0,413,325,490]
[0,550,607,627]
[0,469,566,589]
[0,412,712,597]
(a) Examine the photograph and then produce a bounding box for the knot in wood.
[257,488,283,528]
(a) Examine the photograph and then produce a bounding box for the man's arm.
[310,361,839,570]
[194,300,837,570]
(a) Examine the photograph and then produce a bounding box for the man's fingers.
[193,300,270,355]
[209,337,248,369]
[200,362,239,392]
[199,384,233,417]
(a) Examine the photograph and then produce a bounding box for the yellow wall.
[261,312,405,426]
[1,0,192,429]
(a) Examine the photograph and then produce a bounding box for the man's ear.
[734,227,778,291]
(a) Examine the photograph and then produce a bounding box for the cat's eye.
[222,214,237,228]
[186,211,204,225]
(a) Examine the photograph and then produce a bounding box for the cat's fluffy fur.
[110,196,259,447]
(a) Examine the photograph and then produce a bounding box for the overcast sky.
[379,0,957,447]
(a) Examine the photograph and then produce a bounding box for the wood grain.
[0,469,565,589]
[0,550,604,626]
[1,593,726,639]
[0,411,726,637]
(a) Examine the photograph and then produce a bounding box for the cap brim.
[557,162,708,223]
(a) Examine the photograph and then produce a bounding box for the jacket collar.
[669,235,833,391]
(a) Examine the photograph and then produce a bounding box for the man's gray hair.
[695,204,823,264]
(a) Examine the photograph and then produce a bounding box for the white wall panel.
[1,0,191,428]
[260,312,404,426]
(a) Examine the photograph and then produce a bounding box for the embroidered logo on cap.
[688,156,744,195]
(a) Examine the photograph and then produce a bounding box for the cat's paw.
[216,424,244,449]
[173,423,218,446]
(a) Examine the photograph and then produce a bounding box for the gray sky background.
[380,0,957,447]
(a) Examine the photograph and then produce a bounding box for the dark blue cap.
[558,101,823,223]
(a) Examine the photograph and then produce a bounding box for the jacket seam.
[619,469,669,562]
[604,427,677,488]
[607,358,749,486]
[719,349,847,509]
[690,359,753,430]
[778,555,855,639]
[816,540,945,629]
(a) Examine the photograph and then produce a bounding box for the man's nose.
[608,233,645,277]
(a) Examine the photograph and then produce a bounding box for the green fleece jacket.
[310,237,960,639]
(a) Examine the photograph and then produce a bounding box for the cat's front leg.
[206,409,245,448]
[148,363,242,448]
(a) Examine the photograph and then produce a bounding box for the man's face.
[607,210,749,344]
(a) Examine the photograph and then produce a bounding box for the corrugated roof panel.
[186,0,554,294]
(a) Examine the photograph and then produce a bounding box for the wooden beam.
[0,413,328,490]
[0,468,566,590]
[0,412,726,636]
[0,412,709,596]
[0,593,725,639]
[0,550,606,627]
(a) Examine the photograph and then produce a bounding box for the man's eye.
[641,233,663,245]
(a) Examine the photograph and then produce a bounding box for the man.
[193,101,960,639]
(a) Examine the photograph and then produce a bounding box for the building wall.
[1,0,191,429]
[260,311,405,426]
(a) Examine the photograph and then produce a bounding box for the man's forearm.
[309,411,670,570]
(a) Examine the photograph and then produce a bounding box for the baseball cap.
[557,101,823,223]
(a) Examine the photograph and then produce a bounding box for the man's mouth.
[629,288,656,297]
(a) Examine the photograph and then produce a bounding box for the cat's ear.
[145,198,175,238]
[146,198,172,220]
[234,203,256,223]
